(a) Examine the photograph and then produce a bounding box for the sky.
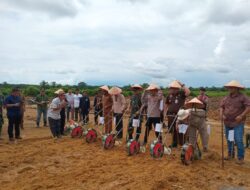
[0,0,250,87]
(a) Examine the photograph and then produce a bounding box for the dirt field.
[1,98,250,190]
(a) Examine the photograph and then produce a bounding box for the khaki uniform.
[103,94,113,134]
[188,109,208,149]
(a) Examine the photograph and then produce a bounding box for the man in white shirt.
[73,89,82,121]
[65,89,74,121]
[48,89,67,139]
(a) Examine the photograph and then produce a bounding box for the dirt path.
[0,106,250,190]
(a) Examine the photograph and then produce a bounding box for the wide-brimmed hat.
[146,84,159,91]
[169,80,182,89]
[185,97,204,109]
[55,89,65,95]
[224,80,245,89]
[131,84,143,90]
[177,109,190,121]
[109,86,122,95]
[99,85,109,92]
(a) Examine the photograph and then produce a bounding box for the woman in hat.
[110,87,127,141]
[165,80,190,148]
[127,84,143,141]
[100,85,113,134]
[47,89,67,139]
[220,80,250,164]
[185,98,208,152]
[140,84,163,145]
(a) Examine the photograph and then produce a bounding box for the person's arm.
[93,97,97,107]
[87,97,90,111]
[5,97,20,108]
[121,95,127,113]
[235,107,250,123]
[51,101,66,111]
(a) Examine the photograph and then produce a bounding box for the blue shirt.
[4,95,21,117]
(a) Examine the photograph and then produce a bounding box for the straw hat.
[99,85,109,92]
[54,89,65,95]
[169,80,182,89]
[131,84,143,90]
[185,97,204,109]
[177,109,190,121]
[224,80,245,89]
[146,84,159,91]
[109,86,122,95]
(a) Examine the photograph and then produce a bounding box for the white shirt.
[74,94,82,108]
[66,93,75,107]
[47,97,63,120]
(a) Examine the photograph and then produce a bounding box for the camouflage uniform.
[127,94,142,141]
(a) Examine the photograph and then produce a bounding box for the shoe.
[203,147,208,152]
[224,155,234,161]
[36,125,40,128]
[16,136,22,140]
[169,143,177,148]
[9,138,15,142]
[236,158,244,165]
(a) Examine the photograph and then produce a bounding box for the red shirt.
[220,93,250,127]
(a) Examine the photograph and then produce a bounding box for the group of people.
[1,80,250,165]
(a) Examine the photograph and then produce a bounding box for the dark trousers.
[60,110,66,135]
[66,106,72,121]
[8,115,21,139]
[94,109,103,124]
[128,116,141,141]
[74,108,79,121]
[167,114,179,147]
[48,117,61,138]
[82,111,89,124]
[144,117,161,144]
[114,113,123,139]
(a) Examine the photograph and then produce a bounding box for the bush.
[24,86,40,96]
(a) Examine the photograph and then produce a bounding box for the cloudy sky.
[0,0,250,87]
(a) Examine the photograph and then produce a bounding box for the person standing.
[127,84,143,141]
[197,87,209,113]
[48,89,67,139]
[100,85,113,134]
[79,90,90,125]
[141,84,163,145]
[35,88,49,127]
[165,80,190,148]
[4,88,22,141]
[65,89,74,121]
[220,80,250,165]
[185,98,208,152]
[0,93,4,140]
[73,89,82,121]
[110,87,127,141]
[94,91,103,125]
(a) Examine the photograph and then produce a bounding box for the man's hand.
[235,115,243,123]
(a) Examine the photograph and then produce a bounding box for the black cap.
[200,87,206,92]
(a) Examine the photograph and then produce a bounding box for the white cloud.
[0,0,249,87]
[214,36,226,57]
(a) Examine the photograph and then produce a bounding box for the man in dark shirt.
[35,88,49,127]
[127,84,143,141]
[4,88,22,141]
[0,93,4,139]
[93,91,103,125]
[165,80,190,148]
[80,90,90,125]
[220,80,250,165]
